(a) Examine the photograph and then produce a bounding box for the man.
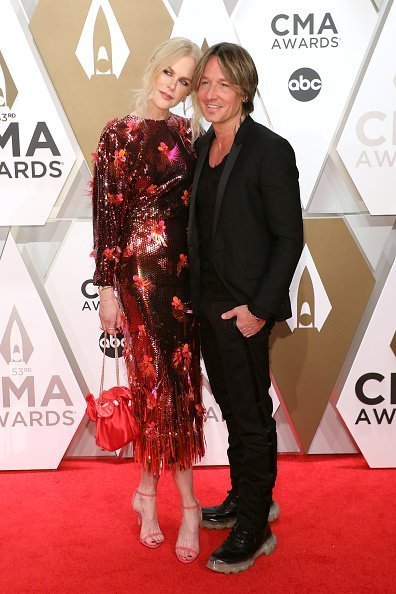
[189,42,303,574]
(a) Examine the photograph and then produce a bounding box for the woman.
[92,38,204,564]
[188,44,303,573]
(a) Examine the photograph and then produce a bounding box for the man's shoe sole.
[268,501,280,522]
[201,501,280,529]
[206,533,277,574]
[200,517,237,529]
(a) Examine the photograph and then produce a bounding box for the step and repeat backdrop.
[1,0,395,470]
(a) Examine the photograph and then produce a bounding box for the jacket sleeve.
[92,124,124,287]
[248,136,303,319]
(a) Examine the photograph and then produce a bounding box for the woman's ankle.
[136,488,157,497]
[181,498,199,509]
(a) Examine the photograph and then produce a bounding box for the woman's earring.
[182,99,187,116]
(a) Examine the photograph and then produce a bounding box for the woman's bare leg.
[172,466,201,561]
[132,467,164,546]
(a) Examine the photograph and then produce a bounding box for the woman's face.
[197,56,243,127]
[149,54,196,118]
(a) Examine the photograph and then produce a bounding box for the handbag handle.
[99,332,120,397]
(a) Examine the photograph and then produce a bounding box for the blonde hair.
[132,37,202,139]
[192,42,258,120]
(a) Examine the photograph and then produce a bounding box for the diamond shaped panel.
[233,0,377,208]
[337,260,396,467]
[30,0,173,168]
[0,1,76,226]
[270,218,374,452]
[338,3,396,215]
[0,235,86,470]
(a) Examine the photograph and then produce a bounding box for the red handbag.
[86,334,139,451]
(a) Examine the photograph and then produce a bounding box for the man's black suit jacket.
[188,116,304,321]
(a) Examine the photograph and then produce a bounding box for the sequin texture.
[92,114,204,472]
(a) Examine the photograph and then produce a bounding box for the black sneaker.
[201,494,280,529]
[201,492,239,529]
[207,522,277,574]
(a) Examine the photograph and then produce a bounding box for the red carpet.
[0,455,394,593]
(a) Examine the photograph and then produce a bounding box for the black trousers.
[199,298,277,530]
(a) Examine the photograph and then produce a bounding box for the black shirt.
[196,154,234,301]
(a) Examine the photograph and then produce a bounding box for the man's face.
[197,56,243,126]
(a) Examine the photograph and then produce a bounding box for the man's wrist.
[247,307,262,322]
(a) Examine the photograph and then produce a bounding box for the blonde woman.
[92,38,203,563]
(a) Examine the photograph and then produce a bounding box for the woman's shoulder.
[168,112,192,133]
[98,115,137,141]
[168,113,195,146]
[169,112,189,125]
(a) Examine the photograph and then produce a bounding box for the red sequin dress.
[92,114,205,472]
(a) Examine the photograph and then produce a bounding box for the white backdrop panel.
[337,259,396,467]
[338,2,396,215]
[0,0,76,226]
[233,0,377,208]
[0,235,85,469]
[45,221,127,399]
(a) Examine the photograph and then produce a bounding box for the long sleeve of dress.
[92,122,124,287]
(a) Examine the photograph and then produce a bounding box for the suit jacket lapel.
[212,143,241,239]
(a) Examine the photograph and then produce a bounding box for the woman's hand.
[99,288,122,335]
[221,304,265,337]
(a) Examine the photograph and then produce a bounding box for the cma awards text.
[270,12,339,50]
[0,121,63,178]
[81,279,99,311]
[355,372,396,425]
[1,375,76,428]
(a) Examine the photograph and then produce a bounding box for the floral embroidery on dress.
[103,246,121,262]
[181,189,190,206]
[177,253,188,276]
[172,343,192,372]
[149,220,167,246]
[123,243,134,258]
[139,354,156,385]
[158,141,180,163]
[107,192,123,205]
[113,148,127,169]
[133,274,154,292]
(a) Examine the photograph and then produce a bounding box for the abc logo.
[288,68,322,102]
[99,332,124,358]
